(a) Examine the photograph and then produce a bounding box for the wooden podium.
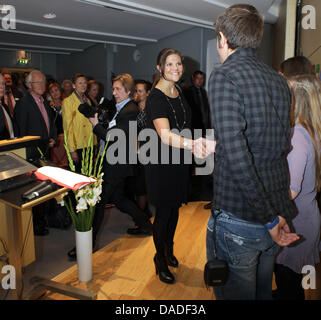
[0,181,68,299]
[0,136,41,292]
[0,136,96,300]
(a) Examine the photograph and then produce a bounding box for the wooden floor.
[42,201,321,300]
[44,201,215,300]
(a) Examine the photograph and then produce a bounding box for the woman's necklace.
[164,92,186,131]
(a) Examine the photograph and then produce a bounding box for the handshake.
[191,137,216,159]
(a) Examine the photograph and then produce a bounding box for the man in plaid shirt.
[206,4,299,300]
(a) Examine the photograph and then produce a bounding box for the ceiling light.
[43,13,56,19]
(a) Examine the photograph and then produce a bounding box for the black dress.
[145,88,191,208]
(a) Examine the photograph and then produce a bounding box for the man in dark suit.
[0,74,16,139]
[14,70,57,236]
[183,71,212,137]
[2,73,24,117]
[67,73,152,260]
[183,71,213,208]
[0,102,15,140]
[14,70,56,161]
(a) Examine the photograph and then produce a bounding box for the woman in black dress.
[145,48,214,284]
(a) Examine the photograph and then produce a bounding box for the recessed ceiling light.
[43,13,56,19]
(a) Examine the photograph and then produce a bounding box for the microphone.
[22,180,51,198]
[22,180,57,201]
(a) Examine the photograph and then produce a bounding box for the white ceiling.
[0,0,284,55]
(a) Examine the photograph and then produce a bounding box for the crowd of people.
[1,3,320,300]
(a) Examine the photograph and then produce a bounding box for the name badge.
[108,119,116,129]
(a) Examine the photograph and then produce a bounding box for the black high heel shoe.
[165,244,179,268]
[154,254,175,284]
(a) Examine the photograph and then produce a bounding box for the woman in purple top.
[275,75,321,300]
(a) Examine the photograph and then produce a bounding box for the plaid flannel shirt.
[209,48,295,225]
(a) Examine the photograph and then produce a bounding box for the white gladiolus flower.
[76,197,88,212]
[76,188,85,198]
[93,185,102,198]
[86,185,101,206]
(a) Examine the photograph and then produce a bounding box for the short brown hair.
[214,4,264,50]
[280,56,314,77]
[112,73,135,98]
[72,72,86,84]
[135,79,152,92]
[156,48,184,80]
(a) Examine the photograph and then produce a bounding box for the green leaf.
[63,130,76,172]
[94,145,102,178]
[97,135,109,179]
[37,147,45,160]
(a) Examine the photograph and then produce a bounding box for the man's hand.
[268,215,299,247]
[48,138,55,148]
[192,138,208,158]
[88,113,99,127]
[202,138,216,154]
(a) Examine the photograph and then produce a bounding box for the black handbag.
[204,209,228,287]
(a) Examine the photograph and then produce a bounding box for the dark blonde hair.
[87,80,99,93]
[214,4,264,49]
[112,73,135,98]
[288,74,321,191]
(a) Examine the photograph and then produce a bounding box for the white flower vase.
[75,228,93,282]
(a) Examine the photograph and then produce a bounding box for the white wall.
[113,24,274,88]
[56,44,111,97]
[113,27,216,88]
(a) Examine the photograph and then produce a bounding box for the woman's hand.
[71,151,79,163]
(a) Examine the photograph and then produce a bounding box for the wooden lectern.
[0,136,41,297]
[0,136,96,300]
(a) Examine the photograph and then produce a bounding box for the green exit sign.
[18,59,28,64]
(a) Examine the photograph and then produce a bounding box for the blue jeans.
[206,209,279,300]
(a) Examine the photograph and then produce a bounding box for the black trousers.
[92,176,150,242]
[274,263,305,300]
[153,206,179,257]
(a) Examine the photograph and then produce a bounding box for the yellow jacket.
[62,92,97,151]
